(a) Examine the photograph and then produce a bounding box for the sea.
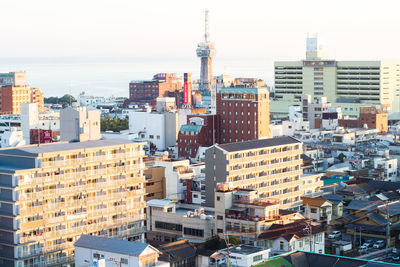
[0,57,274,98]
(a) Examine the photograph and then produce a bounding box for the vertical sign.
[183,73,192,105]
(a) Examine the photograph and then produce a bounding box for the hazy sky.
[1,0,400,61]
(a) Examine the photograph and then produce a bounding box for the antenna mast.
[204,9,209,43]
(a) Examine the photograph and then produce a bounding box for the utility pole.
[385,200,390,256]
[220,234,231,267]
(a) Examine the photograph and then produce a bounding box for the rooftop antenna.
[204,9,209,43]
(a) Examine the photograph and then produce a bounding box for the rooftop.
[301,197,331,207]
[74,235,155,256]
[180,124,202,132]
[223,245,267,255]
[0,138,138,157]
[146,199,175,208]
[217,136,300,153]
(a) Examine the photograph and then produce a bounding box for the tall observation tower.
[196,9,215,94]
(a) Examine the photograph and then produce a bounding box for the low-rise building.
[301,197,333,224]
[373,157,398,181]
[212,245,271,267]
[146,199,214,244]
[144,166,166,201]
[257,221,325,255]
[74,235,168,267]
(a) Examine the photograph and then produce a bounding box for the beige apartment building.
[205,136,323,209]
[0,139,146,267]
[144,166,166,201]
[271,37,400,119]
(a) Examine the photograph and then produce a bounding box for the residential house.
[74,235,168,267]
[158,240,197,267]
[301,197,333,224]
[257,221,325,256]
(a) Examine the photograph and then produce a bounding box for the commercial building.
[271,36,400,119]
[146,199,214,244]
[74,235,168,267]
[60,106,101,142]
[0,139,147,266]
[205,136,323,208]
[0,86,45,114]
[177,114,217,159]
[129,73,182,104]
[216,87,270,144]
[0,72,27,87]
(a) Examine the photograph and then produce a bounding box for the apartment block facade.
[0,139,146,267]
[216,87,270,144]
[205,137,323,208]
[271,37,400,119]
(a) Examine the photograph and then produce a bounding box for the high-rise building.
[0,86,45,114]
[129,73,182,105]
[0,72,27,87]
[271,36,400,119]
[0,139,147,266]
[216,87,270,144]
[196,9,215,94]
[205,136,323,208]
[60,106,101,142]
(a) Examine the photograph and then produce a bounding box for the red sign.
[184,73,192,105]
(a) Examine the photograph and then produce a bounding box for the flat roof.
[226,245,267,255]
[217,136,300,152]
[0,139,139,157]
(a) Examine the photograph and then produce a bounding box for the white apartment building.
[129,109,178,151]
[373,157,398,181]
[271,36,400,119]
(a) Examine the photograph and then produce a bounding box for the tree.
[337,153,347,163]
[100,116,129,132]
[44,94,77,107]
[203,235,241,250]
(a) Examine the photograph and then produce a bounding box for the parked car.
[392,253,400,262]
[373,240,385,249]
[328,231,341,239]
[358,245,368,254]
[363,240,374,248]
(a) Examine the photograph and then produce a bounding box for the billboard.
[183,73,192,105]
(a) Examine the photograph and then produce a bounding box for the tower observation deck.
[196,9,215,94]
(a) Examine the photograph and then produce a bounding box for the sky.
[0,0,400,97]
[1,0,400,61]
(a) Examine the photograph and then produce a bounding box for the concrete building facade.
[0,139,147,266]
[60,106,101,142]
[271,37,400,119]
[205,137,323,208]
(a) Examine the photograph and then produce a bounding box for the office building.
[272,36,400,119]
[177,114,217,159]
[60,106,101,142]
[217,87,270,144]
[205,136,323,208]
[0,139,147,266]
[129,73,182,104]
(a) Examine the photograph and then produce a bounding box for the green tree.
[44,94,77,107]
[337,153,347,163]
[100,116,129,132]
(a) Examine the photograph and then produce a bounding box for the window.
[253,255,263,262]
[280,241,284,250]
[93,253,104,260]
[184,227,204,237]
[155,221,182,231]
[217,196,221,201]
[217,215,224,220]
[311,208,317,213]
[149,135,154,139]
[121,258,128,265]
